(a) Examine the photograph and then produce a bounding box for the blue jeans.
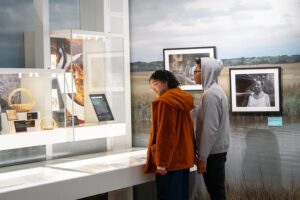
[203,152,227,200]
[155,168,189,200]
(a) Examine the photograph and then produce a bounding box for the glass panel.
[50,34,79,127]
[49,0,80,30]
[52,73,66,128]
[110,16,124,34]
[0,0,34,68]
[82,36,125,125]
[0,146,46,168]
[109,0,124,13]
[0,69,67,134]
[50,30,126,137]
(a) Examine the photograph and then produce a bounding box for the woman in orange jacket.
[145,70,195,200]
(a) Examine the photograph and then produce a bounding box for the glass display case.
[0,29,129,150]
[0,68,72,150]
[0,149,149,200]
[50,29,127,141]
[48,149,147,174]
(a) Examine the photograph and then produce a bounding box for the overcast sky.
[0,0,299,66]
[129,0,300,62]
[0,0,79,67]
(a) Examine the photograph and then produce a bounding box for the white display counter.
[0,148,154,200]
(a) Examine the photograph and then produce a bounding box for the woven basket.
[8,88,36,112]
[40,116,58,130]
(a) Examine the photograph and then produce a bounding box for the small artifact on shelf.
[6,109,18,121]
[40,116,58,130]
[8,88,36,112]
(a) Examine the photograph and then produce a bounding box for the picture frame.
[163,46,216,90]
[89,94,114,121]
[229,67,281,113]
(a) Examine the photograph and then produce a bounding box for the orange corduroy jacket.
[144,87,195,173]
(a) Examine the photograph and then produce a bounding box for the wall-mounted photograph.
[163,46,216,90]
[230,67,281,113]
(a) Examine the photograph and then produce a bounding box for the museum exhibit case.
[0,149,152,200]
[0,68,73,150]
[0,0,143,199]
[50,29,128,141]
[0,29,130,150]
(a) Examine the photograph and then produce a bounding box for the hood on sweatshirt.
[201,57,224,91]
[156,87,194,111]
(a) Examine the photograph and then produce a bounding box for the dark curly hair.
[149,70,180,89]
[195,57,201,65]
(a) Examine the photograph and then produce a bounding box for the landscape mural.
[0,0,299,199]
[130,0,300,199]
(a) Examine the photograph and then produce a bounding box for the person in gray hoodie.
[194,57,230,200]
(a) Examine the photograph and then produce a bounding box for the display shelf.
[73,122,126,141]
[0,167,86,194]
[50,29,123,40]
[49,149,147,174]
[0,128,73,151]
[0,148,152,200]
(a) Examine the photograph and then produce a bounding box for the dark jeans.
[155,168,189,200]
[203,152,227,200]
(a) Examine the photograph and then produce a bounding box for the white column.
[123,0,132,148]
[79,0,105,32]
[33,0,52,158]
[33,0,50,69]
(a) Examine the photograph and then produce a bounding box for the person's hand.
[196,160,207,174]
[156,166,167,175]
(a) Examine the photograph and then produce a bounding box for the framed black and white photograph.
[163,46,216,90]
[229,67,281,113]
[89,94,114,121]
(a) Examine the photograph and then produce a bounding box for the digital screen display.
[89,94,114,121]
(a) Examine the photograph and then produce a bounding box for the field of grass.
[130,71,155,122]
[192,183,300,200]
[131,63,300,124]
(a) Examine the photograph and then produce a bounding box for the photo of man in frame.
[168,53,209,86]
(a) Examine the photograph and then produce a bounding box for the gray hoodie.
[195,57,230,161]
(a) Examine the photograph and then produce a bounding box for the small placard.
[25,120,35,128]
[27,112,38,120]
[268,117,282,127]
[14,120,27,132]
